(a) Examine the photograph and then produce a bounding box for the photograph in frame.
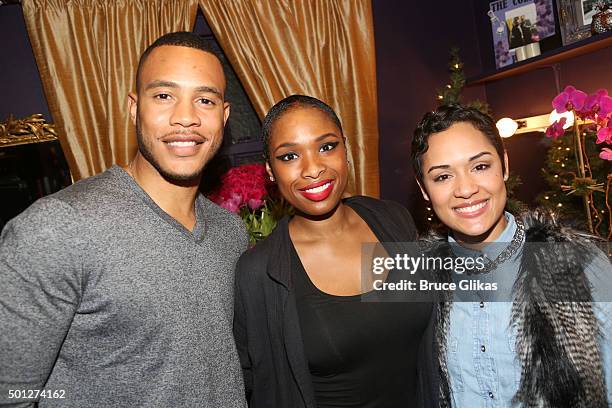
[581,0,598,25]
[557,0,593,45]
[489,0,556,68]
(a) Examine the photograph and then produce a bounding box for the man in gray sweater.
[0,32,248,407]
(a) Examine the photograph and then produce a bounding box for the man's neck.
[125,154,200,231]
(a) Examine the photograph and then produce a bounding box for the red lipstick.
[298,179,334,202]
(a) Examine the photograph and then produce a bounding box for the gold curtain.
[199,0,380,197]
[22,0,198,180]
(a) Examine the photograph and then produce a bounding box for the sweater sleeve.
[0,198,83,406]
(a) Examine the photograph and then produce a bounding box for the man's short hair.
[135,31,223,92]
[412,104,506,183]
[261,94,343,161]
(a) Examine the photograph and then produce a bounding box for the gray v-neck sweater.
[0,166,248,407]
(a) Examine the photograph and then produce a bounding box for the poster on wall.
[489,0,557,69]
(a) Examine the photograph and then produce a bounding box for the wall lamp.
[495,110,577,138]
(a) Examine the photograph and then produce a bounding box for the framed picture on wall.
[488,0,557,68]
[557,0,593,45]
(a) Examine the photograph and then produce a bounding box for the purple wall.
[484,47,612,119]
[372,1,487,214]
[0,4,50,122]
[373,0,612,220]
[480,45,612,210]
[471,0,612,208]
[470,0,612,119]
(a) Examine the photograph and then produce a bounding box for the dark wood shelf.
[467,30,612,86]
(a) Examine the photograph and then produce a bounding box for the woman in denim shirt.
[411,104,612,407]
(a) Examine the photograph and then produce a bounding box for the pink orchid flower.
[599,148,612,161]
[552,86,587,113]
[597,120,612,144]
[545,117,567,140]
[584,89,612,119]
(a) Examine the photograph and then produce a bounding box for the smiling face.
[128,45,229,183]
[419,122,509,245]
[266,106,348,216]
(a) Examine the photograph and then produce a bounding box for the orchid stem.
[606,177,612,241]
[573,118,594,233]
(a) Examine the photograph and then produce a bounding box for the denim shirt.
[446,212,612,407]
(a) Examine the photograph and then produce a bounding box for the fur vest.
[428,211,609,408]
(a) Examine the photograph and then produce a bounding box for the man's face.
[128,45,229,183]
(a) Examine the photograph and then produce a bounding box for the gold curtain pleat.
[198,0,380,197]
[22,0,199,180]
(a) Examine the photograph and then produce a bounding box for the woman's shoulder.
[519,209,611,273]
[345,194,402,211]
[520,209,602,245]
[345,195,415,223]
[235,216,291,282]
[345,195,418,242]
[239,221,286,264]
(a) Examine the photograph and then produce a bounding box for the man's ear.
[265,161,275,182]
[416,178,430,201]
[503,151,509,181]
[223,102,230,126]
[128,92,138,125]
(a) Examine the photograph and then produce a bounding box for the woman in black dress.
[233,95,435,408]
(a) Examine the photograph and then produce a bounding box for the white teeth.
[455,201,487,213]
[304,182,331,193]
[167,141,196,147]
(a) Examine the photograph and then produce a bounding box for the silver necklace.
[456,218,525,276]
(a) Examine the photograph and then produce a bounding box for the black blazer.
[233,196,438,407]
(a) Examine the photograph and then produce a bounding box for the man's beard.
[135,118,219,184]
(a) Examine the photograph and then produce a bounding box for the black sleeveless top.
[290,227,432,407]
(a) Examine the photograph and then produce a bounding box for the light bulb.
[549,109,574,129]
[496,118,518,138]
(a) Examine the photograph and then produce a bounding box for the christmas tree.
[537,133,587,228]
[435,48,489,113]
